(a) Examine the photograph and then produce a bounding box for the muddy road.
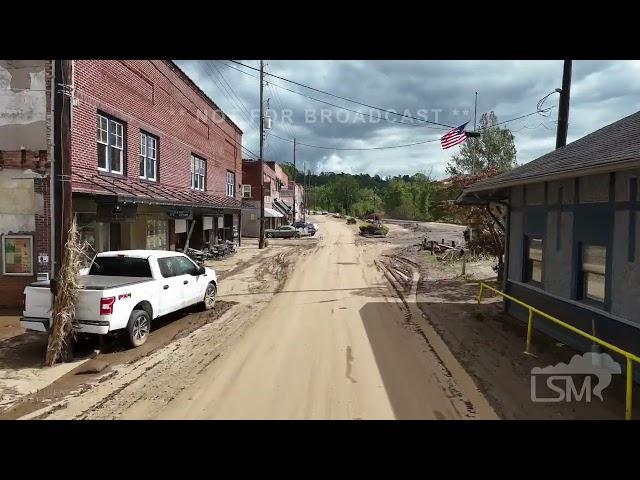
[30,216,496,420]
[153,217,496,420]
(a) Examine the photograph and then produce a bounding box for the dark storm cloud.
[175,60,640,179]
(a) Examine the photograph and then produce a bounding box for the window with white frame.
[525,237,543,284]
[580,244,606,303]
[226,171,235,197]
[191,155,206,191]
[96,113,124,174]
[242,184,251,198]
[139,132,158,181]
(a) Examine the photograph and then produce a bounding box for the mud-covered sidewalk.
[0,237,315,420]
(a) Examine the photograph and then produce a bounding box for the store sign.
[96,202,137,223]
[166,207,193,220]
[2,235,33,275]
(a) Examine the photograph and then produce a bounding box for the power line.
[226,60,456,130]
[224,60,557,134]
[217,60,446,131]
[267,131,440,151]
[195,61,260,134]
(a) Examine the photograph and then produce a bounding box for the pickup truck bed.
[30,276,153,290]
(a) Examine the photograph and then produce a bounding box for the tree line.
[281,111,517,223]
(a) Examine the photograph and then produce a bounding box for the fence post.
[477,283,484,304]
[525,309,534,354]
[626,358,633,420]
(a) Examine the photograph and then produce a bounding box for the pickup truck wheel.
[203,282,217,310]
[266,232,273,238]
[127,309,151,348]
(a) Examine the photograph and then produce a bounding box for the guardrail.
[477,281,639,420]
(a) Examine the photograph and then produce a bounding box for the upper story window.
[525,237,543,285]
[139,132,158,181]
[242,184,251,198]
[579,244,606,304]
[226,171,235,197]
[96,113,124,175]
[191,155,206,191]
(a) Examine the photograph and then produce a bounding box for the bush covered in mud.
[346,217,357,224]
[359,223,388,236]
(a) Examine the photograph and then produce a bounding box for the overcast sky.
[175,60,640,180]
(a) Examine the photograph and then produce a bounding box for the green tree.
[446,111,517,176]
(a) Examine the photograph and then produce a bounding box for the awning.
[272,198,292,215]
[264,207,284,218]
[71,171,242,210]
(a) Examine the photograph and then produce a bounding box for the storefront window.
[146,218,168,250]
[77,217,110,256]
[2,235,33,275]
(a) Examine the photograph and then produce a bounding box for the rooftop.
[458,110,640,203]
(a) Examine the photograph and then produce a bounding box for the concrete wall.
[0,60,51,309]
[0,60,47,151]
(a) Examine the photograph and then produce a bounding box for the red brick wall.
[242,160,278,201]
[71,60,243,197]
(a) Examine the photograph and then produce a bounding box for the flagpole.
[472,92,478,175]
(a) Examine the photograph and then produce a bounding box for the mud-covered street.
[9,216,498,420]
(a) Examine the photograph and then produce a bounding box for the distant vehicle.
[21,250,218,348]
[292,221,307,229]
[306,224,317,236]
[321,211,328,215]
[265,225,301,238]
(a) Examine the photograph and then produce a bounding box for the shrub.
[346,217,357,224]
[359,223,388,236]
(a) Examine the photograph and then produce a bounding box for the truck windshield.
[89,256,152,277]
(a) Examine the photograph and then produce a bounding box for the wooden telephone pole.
[292,137,296,222]
[555,60,572,149]
[258,60,265,249]
[53,59,73,281]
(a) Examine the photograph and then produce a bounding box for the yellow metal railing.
[477,281,640,420]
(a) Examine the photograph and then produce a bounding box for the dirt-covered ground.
[0,238,315,419]
[375,221,639,420]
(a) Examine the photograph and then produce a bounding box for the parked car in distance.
[21,250,218,348]
[292,221,307,229]
[265,225,301,238]
[306,224,317,236]
[321,211,328,215]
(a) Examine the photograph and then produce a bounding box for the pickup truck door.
[172,256,207,306]
[156,256,188,315]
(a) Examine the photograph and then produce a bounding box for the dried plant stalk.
[45,217,85,366]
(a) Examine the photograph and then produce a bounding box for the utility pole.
[373,186,376,216]
[302,162,306,222]
[292,137,296,222]
[53,59,73,282]
[258,60,265,249]
[472,91,478,175]
[556,60,572,149]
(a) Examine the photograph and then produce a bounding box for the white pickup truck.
[21,250,218,347]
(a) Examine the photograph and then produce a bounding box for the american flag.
[441,121,469,149]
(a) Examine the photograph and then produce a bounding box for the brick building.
[241,159,291,237]
[68,60,244,253]
[0,60,52,309]
[280,181,305,223]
